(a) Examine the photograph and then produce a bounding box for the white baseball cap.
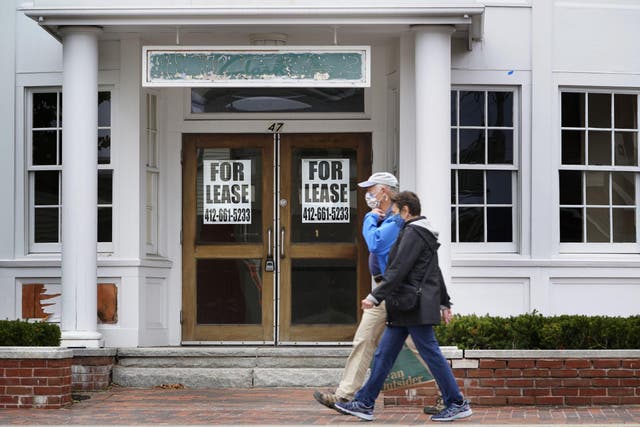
[358,172,399,189]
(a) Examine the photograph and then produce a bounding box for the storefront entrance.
[182,133,371,344]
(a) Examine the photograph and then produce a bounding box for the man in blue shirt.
[313,172,443,415]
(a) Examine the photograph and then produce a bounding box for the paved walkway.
[0,387,639,426]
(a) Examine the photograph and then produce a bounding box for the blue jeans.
[354,324,463,408]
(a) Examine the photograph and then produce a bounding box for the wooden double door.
[182,133,371,343]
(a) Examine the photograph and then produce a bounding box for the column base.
[60,331,104,348]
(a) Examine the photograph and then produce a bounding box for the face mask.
[365,192,380,209]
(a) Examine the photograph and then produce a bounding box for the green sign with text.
[143,46,370,87]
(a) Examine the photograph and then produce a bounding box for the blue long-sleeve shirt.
[362,208,402,276]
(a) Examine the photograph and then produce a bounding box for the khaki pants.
[335,294,434,400]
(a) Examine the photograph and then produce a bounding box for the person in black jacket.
[335,191,472,422]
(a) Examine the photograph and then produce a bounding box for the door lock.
[279,199,288,207]
[265,227,275,272]
[265,256,275,272]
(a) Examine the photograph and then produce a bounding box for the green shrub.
[434,312,640,349]
[0,320,61,346]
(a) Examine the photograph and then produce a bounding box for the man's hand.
[441,308,453,325]
[361,299,374,310]
[370,207,385,218]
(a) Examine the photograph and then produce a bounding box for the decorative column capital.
[57,25,103,36]
[410,24,456,35]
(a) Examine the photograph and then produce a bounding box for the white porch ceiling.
[20,1,485,48]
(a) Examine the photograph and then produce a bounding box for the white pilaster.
[0,1,15,260]
[413,25,455,285]
[60,27,103,348]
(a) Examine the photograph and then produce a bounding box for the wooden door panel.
[182,134,274,343]
[278,133,371,342]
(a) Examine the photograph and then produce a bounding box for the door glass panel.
[197,259,262,324]
[196,147,262,243]
[291,148,357,243]
[291,259,356,324]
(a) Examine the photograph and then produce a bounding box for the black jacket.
[369,216,451,326]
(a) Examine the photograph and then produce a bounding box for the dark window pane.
[614,94,637,129]
[612,172,635,206]
[196,259,262,324]
[585,171,609,205]
[486,171,512,204]
[58,130,63,165]
[191,87,364,113]
[613,208,636,242]
[559,170,582,205]
[488,91,513,127]
[588,131,611,165]
[561,130,585,165]
[487,129,513,164]
[458,207,483,242]
[458,170,484,204]
[450,171,456,204]
[562,92,585,127]
[450,91,457,126]
[34,171,59,205]
[451,207,457,243]
[98,206,112,242]
[98,170,113,204]
[32,130,57,165]
[197,148,262,244]
[98,129,111,164]
[487,207,512,242]
[33,92,58,128]
[588,93,611,128]
[459,91,484,126]
[451,129,457,164]
[291,259,356,324]
[459,129,485,164]
[98,92,111,127]
[560,207,583,242]
[614,131,637,166]
[291,148,357,243]
[586,207,610,242]
[34,207,58,243]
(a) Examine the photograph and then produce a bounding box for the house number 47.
[268,122,284,133]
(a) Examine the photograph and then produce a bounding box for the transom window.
[560,91,638,247]
[450,89,518,251]
[191,87,364,114]
[28,89,113,252]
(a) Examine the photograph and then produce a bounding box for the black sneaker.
[431,399,472,422]
[334,400,375,421]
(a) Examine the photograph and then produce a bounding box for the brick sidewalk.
[0,387,639,425]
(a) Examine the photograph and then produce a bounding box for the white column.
[413,25,455,285]
[59,27,103,348]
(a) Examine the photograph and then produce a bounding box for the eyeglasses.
[366,187,383,198]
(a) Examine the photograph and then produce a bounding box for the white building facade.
[0,0,639,348]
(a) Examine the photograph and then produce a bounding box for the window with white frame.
[450,89,518,251]
[28,89,113,252]
[559,90,638,248]
[145,93,159,255]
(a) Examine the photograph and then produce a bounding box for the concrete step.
[112,347,351,388]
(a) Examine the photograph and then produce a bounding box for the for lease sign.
[301,159,350,223]
[203,160,251,224]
